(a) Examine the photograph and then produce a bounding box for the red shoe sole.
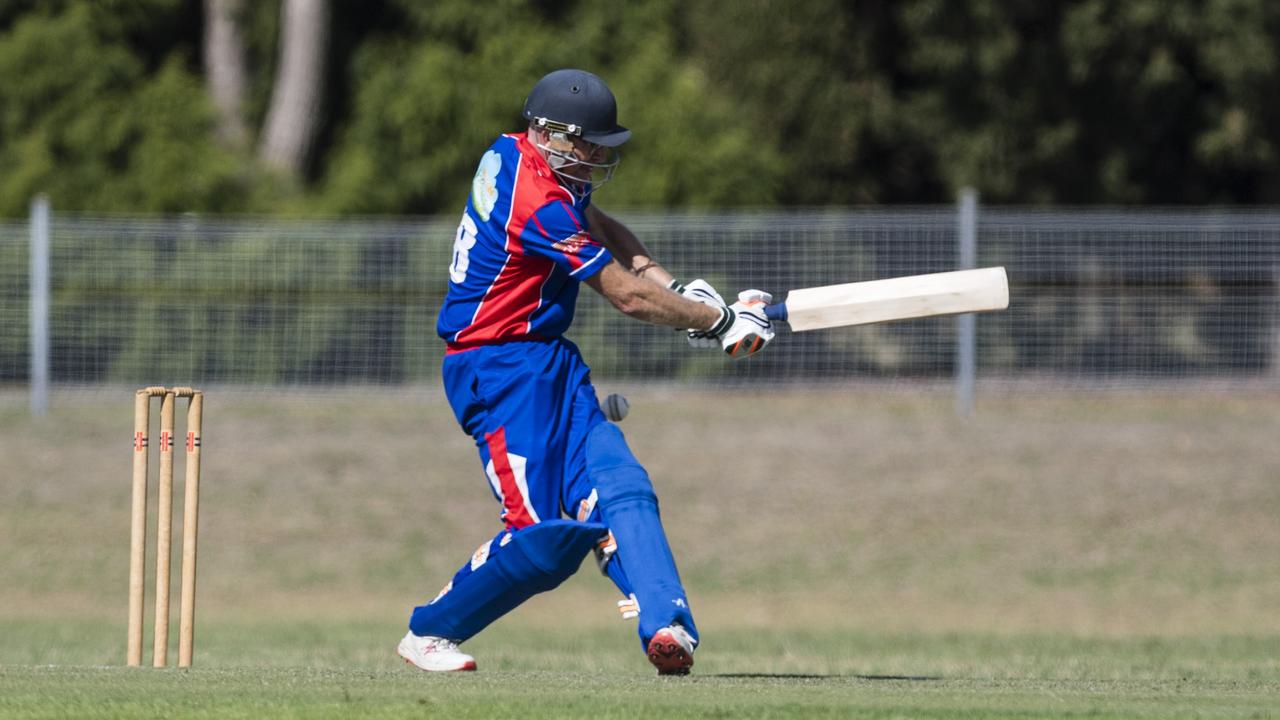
[647,632,693,675]
[399,651,477,672]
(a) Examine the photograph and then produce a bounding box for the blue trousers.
[409,339,698,647]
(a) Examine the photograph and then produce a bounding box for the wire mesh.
[1,208,1277,393]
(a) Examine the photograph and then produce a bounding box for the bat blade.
[765,267,1009,331]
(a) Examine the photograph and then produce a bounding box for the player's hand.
[721,290,774,359]
[670,278,727,349]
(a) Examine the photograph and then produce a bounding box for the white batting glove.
[720,290,775,359]
[668,278,727,348]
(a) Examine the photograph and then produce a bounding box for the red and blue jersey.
[437,132,613,351]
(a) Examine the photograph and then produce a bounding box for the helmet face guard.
[530,118,620,202]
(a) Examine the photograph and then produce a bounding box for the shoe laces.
[666,625,696,651]
[422,636,461,653]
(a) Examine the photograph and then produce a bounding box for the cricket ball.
[602,393,630,422]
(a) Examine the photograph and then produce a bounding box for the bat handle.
[763,302,788,323]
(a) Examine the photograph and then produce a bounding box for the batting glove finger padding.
[720,291,775,358]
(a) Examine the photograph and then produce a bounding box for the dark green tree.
[317,0,779,214]
[0,3,254,215]
[4,0,1280,215]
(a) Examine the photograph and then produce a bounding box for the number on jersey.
[449,213,479,284]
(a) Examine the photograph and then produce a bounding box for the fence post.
[30,195,50,417]
[955,188,978,418]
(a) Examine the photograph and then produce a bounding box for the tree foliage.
[0,2,250,215]
[317,0,778,213]
[3,0,1280,217]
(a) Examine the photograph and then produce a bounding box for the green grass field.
[1,387,1278,718]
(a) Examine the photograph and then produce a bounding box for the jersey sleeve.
[518,199,613,280]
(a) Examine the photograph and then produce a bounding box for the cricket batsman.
[398,69,774,675]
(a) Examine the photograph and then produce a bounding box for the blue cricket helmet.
[522,69,631,147]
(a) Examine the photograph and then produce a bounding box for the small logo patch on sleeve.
[471,151,502,222]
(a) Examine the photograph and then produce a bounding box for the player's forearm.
[586,262,720,330]
[625,287,720,329]
[586,206,675,286]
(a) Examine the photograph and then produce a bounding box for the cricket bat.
[762,267,1009,330]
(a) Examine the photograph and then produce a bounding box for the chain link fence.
[2,206,1278,400]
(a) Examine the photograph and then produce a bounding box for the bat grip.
[763,302,788,323]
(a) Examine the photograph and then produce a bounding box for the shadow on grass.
[711,673,940,681]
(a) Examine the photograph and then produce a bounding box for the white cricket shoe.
[646,624,696,675]
[397,631,477,672]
